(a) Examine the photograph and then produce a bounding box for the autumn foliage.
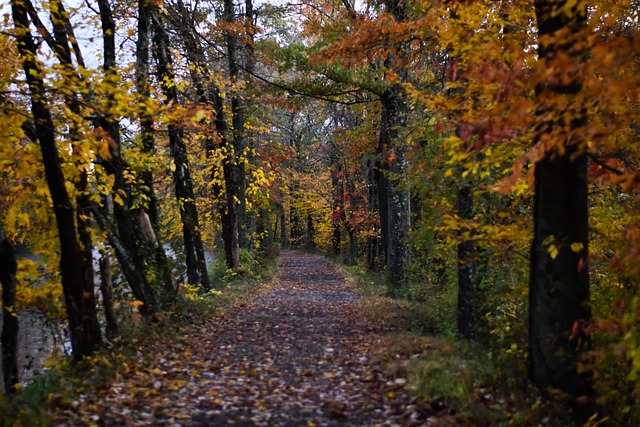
[1,0,639,424]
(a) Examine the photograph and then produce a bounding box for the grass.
[338,261,588,426]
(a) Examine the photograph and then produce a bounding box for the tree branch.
[589,153,640,183]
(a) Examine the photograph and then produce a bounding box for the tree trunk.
[331,153,343,256]
[529,0,593,407]
[456,184,478,340]
[97,0,160,314]
[367,160,381,270]
[374,153,389,266]
[280,209,288,248]
[332,222,341,256]
[306,215,315,251]
[346,226,358,266]
[136,0,158,227]
[222,160,241,268]
[135,0,175,296]
[169,0,239,270]
[99,252,118,340]
[0,221,19,393]
[48,0,102,348]
[224,0,249,250]
[151,8,210,289]
[257,208,271,251]
[380,87,409,295]
[11,0,102,360]
[375,0,409,294]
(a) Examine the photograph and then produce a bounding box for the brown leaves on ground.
[53,252,432,426]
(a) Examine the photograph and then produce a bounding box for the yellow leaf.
[570,242,584,253]
[548,244,559,260]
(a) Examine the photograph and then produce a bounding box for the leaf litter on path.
[54,252,433,426]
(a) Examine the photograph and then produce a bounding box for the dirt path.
[55,252,430,426]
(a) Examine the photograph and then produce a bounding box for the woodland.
[0,0,638,425]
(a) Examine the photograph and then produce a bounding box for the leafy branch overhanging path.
[55,252,430,426]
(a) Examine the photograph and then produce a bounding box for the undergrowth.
[339,262,581,426]
[0,249,277,427]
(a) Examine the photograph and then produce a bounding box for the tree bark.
[306,215,315,251]
[456,184,478,340]
[280,209,288,249]
[380,87,409,295]
[366,160,382,270]
[375,137,389,267]
[99,252,118,340]
[529,0,593,406]
[331,152,343,256]
[0,221,19,393]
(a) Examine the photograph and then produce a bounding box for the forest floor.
[52,251,436,426]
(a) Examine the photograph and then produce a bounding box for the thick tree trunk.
[0,222,19,393]
[530,149,590,395]
[530,0,593,408]
[11,0,102,360]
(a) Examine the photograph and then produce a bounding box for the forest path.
[55,251,430,426]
